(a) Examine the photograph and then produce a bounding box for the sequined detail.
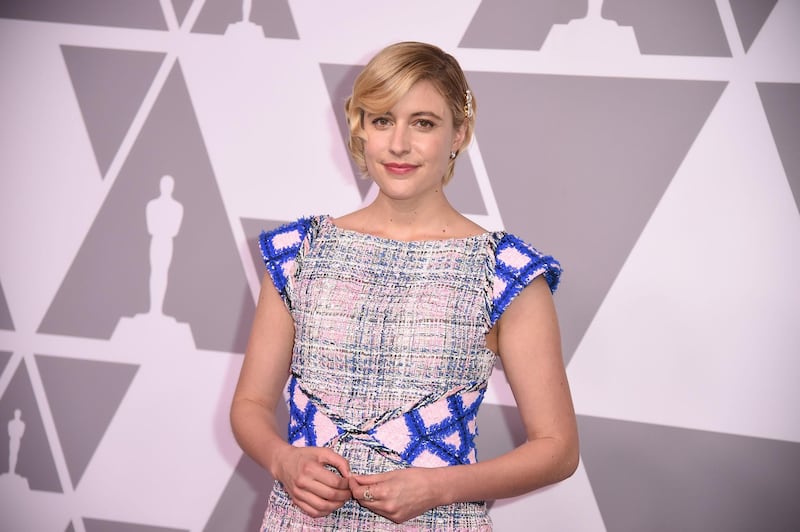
[257,215,561,531]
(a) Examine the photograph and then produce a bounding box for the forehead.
[386,80,450,116]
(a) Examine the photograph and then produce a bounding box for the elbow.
[229,401,242,446]
[229,395,250,447]
[557,435,580,481]
[561,446,580,480]
[542,433,579,484]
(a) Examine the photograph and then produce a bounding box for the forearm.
[230,396,291,478]
[433,435,579,505]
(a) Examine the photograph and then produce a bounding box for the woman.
[230,41,579,530]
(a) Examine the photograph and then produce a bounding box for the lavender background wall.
[1,1,799,531]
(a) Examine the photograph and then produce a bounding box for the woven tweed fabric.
[287,374,486,468]
[257,215,561,531]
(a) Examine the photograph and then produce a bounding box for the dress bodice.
[256,215,561,530]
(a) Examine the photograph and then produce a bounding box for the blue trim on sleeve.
[490,233,562,326]
[258,217,313,306]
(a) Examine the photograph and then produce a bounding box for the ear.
[451,121,467,154]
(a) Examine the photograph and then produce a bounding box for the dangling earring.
[450,151,457,160]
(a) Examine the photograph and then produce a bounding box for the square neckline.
[322,214,495,245]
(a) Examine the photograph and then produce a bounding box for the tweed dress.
[258,215,561,531]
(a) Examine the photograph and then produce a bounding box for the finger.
[347,476,364,492]
[349,477,378,504]
[313,480,353,502]
[296,471,351,500]
[317,448,352,478]
[309,484,353,507]
[317,465,350,490]
[361,485,378,504]
[291,482,350,515]
[351,470,391,485]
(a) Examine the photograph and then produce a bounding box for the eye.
[371,116,391,129]
[415,119,435,130]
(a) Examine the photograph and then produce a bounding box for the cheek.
[362,141,381,173]
[422,138,450,161]
[363,140,379,164]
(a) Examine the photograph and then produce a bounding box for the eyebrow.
[369,110,444,121]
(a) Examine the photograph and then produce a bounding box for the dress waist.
[287,375,486,468]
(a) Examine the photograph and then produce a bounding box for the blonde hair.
[344,41,476,184]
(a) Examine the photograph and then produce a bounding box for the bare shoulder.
[449,214,488,238]
[329,209,367,231]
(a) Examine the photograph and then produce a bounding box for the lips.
[383,162,417,175]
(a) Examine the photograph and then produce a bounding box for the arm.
[349,275,579,521]
[230,273,352,517]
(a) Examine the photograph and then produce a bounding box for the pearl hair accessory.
[464,89,474,119]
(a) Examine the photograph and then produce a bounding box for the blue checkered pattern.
[490,233,562,326]
[258,217,313,306]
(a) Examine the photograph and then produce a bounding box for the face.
[362,80,465,202]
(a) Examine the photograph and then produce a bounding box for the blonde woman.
[231,41,579,530]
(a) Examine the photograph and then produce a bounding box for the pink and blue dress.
[258,215,560,531]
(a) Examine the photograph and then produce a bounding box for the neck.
[360,192,460,239]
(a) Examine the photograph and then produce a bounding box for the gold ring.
[363,488,374,502]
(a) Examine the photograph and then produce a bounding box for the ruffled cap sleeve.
[489,232,562,326]
[258,217,314,309]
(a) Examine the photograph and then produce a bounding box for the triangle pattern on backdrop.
[466,71,726,363]
[757,82,800,214]
[241,218,290,283]
[460,0,585,51]
[603,0,731,57]
[0,361,62,492]
[38,61,255,354]
[171,0,193,27]
[579,415,800,532]
[729,0,779,53]
[83,517,188,532]
[192,0,298,39]
[36,355,139,489]
[0,351,11,375]
[61,46,165,178]
[0,281,14,330]
[202,386,289,531]
[0,0,167,29]
[203,453,276,532]
[318,63,372,201]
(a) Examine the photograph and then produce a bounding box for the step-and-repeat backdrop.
[1,1,799,531]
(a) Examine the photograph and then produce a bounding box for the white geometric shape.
[542,12,640,57]
[112,313,195,350]
[288,1,482,63]
[745,0,800,78]
[77,344,242,530]
[178,40,361,233]
[463,137,506,232]
[568,78,800,443]
[0,483,71,532]
[0,21,109,334]
[489,461,606,531]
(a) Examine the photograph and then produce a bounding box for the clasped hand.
[276,446,438,523]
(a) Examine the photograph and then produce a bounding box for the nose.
[389,125,410,156]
